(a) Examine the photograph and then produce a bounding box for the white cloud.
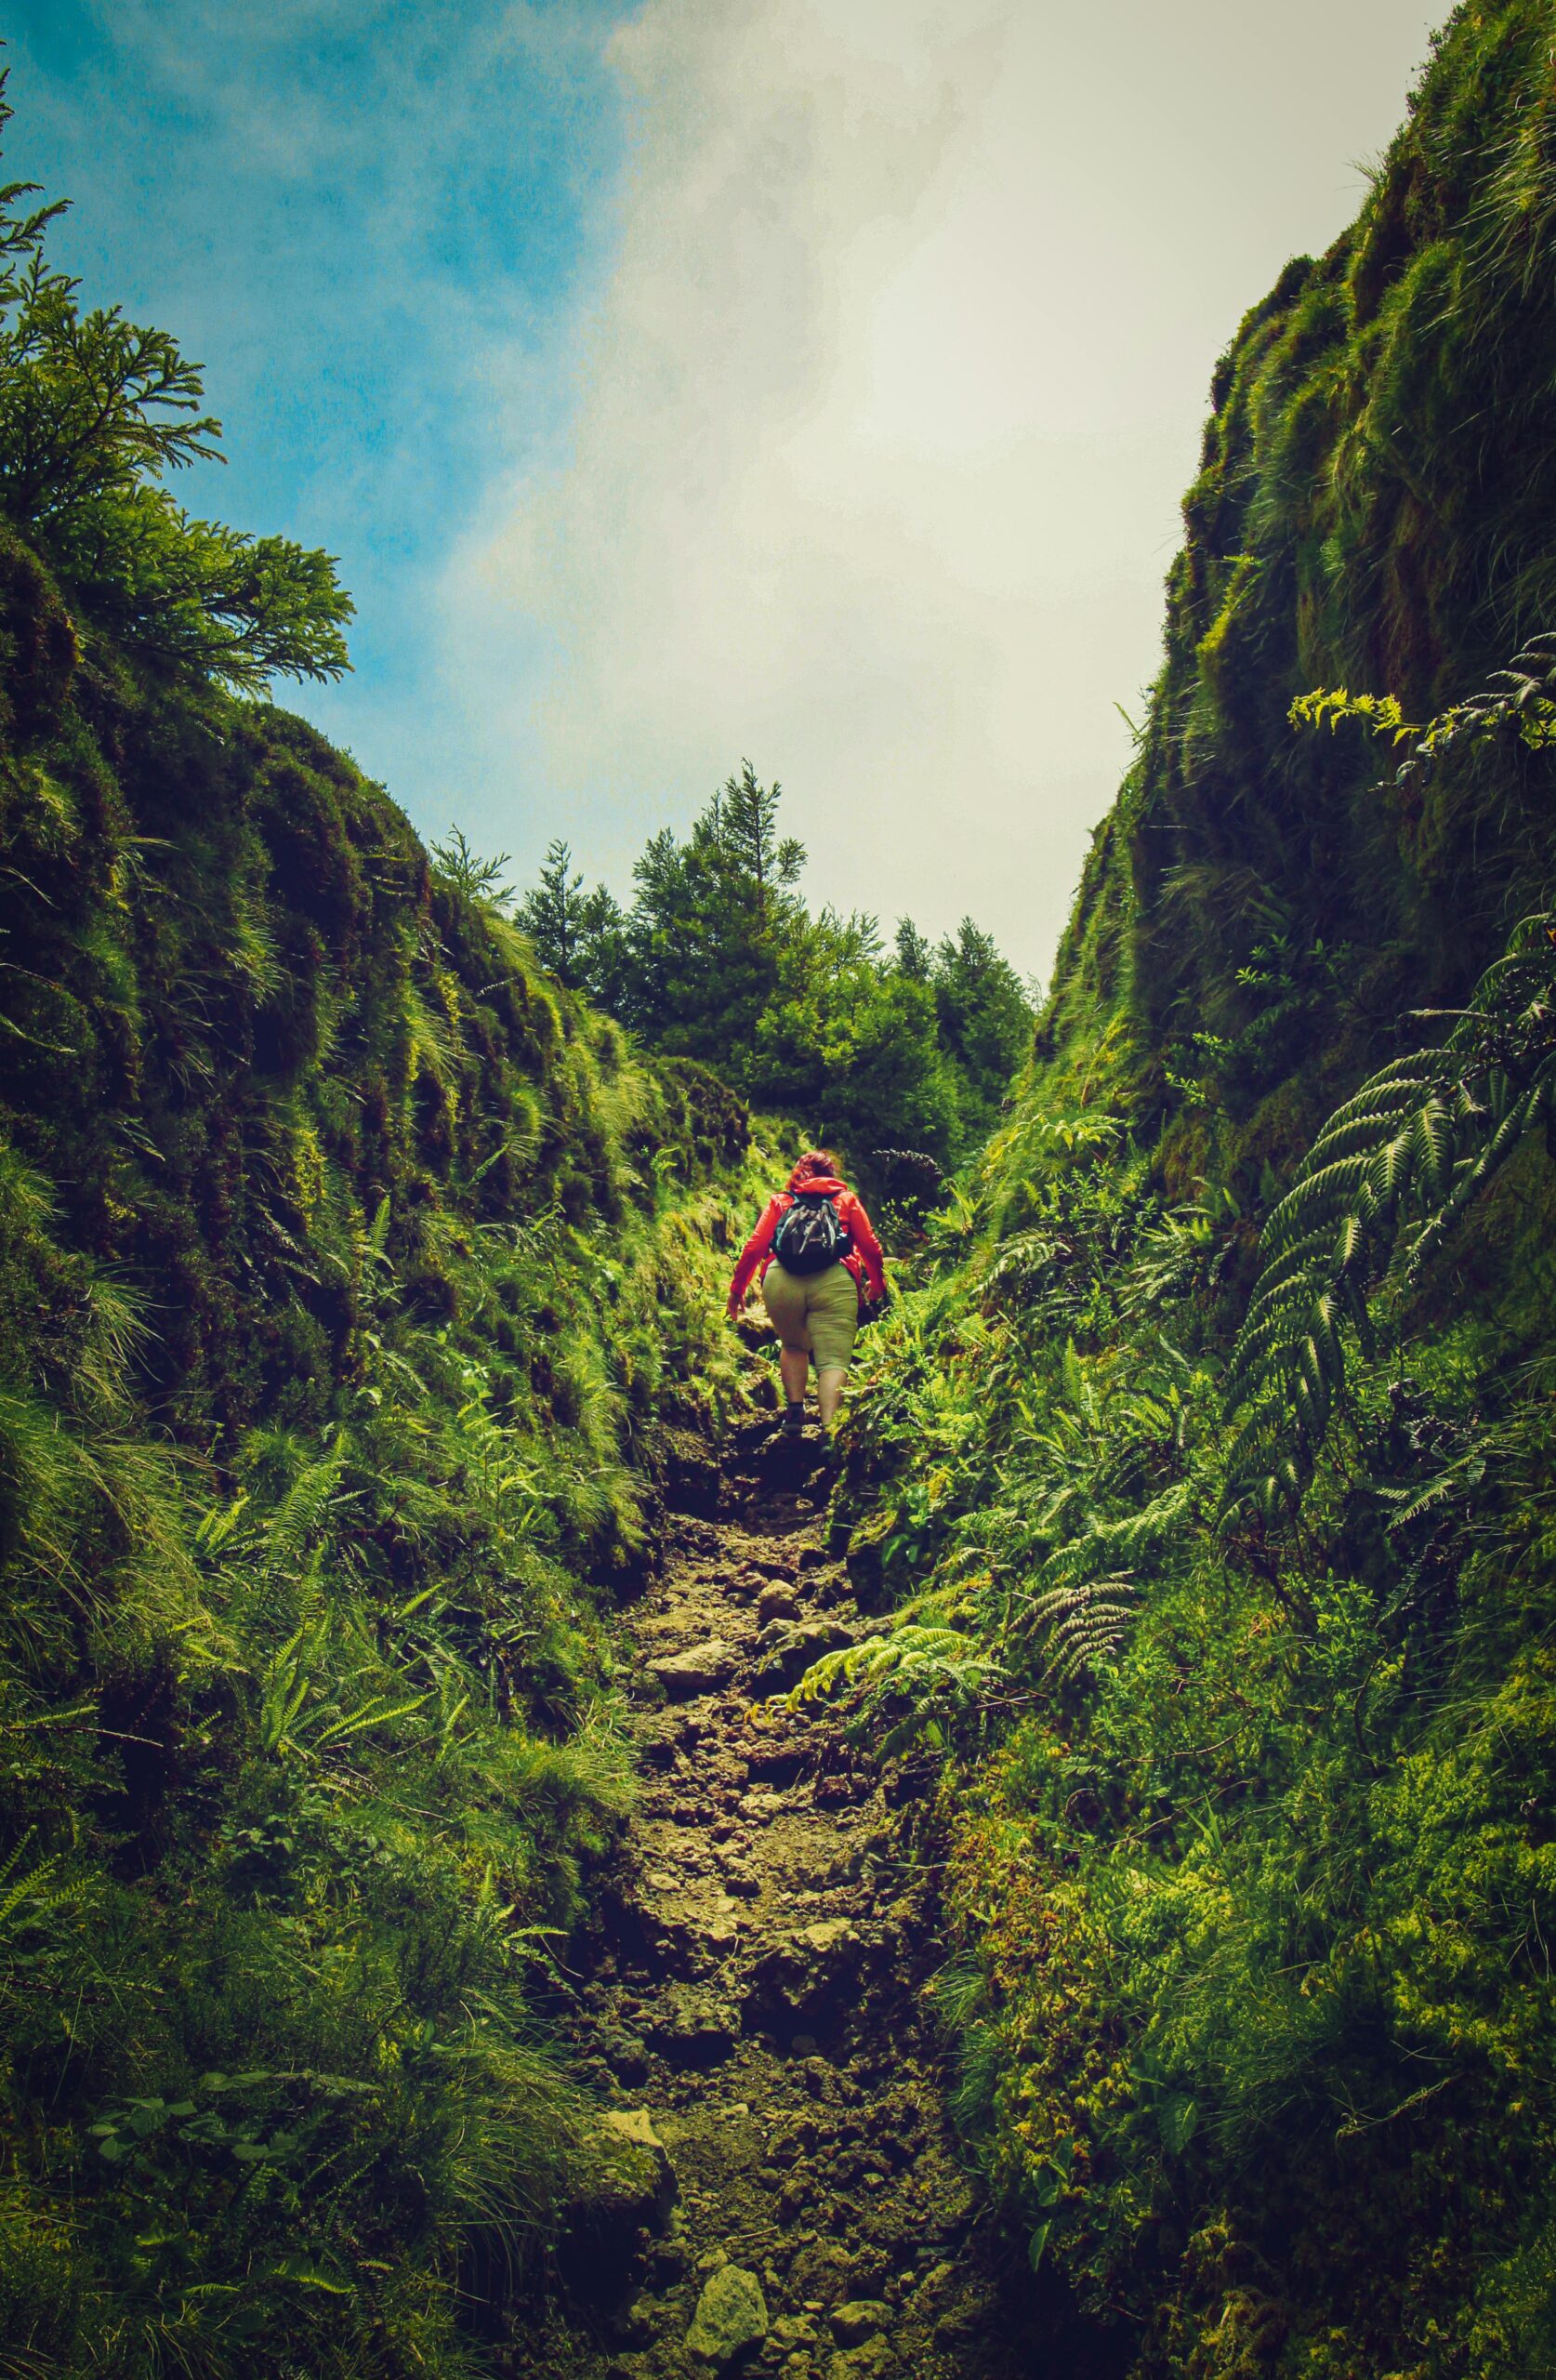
[448,0,1435,975]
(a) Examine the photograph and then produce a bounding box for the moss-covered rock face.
[825,10,1556,2378]
[0,522,764,2373]
[1047,0,1556,1178]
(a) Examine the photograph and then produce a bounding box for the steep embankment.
[821,9,1556,2379]
[0,519,764,2373]
[1046,0,1556,1159]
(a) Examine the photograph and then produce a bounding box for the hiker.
[726,1149,888,1435]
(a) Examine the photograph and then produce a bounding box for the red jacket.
[728,1174,887,1310]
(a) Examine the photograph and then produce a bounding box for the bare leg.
[780,1345,809,1406]
[817,1365,847,1429]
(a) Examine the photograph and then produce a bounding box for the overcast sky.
[11,0,1436,977]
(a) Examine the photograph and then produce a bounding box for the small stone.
[601,2030,651,2084]
[828,2341,891,2379]
[758,1584,800,1626]
[800,1919,859,1959]
[653,1640,737,1699]
[686,2263,770,2366]
[615,2294,662,2347]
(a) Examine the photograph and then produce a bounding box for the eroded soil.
[508,1404,1086,2380]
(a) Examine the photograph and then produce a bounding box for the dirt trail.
[509,1404,1069,2380]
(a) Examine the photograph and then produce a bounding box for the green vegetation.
[14,4,1556,2372]
[514,762,1034,1183]
[814,8,1556,2373]
[0,92,761,2378]
[0,80,350,695]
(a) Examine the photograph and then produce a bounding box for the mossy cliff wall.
[1046,0,1556,1170]
[0,520,755,2373]
[832,10,1556,2378]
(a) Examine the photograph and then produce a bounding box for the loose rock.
[652,1639,737,1699]
[830,2302,890,2347]
[685,2263,770,2366]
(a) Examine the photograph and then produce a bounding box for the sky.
[7,0,1438,980]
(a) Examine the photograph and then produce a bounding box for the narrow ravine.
[508,1395,1081,2380]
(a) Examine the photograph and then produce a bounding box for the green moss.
[831,11,1556,2373]
[0,509,769,2373]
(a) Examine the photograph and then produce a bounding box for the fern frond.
[1028,1574,1138,1686]
[1225,900,1556,1507]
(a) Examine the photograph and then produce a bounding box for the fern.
[1022,1480,1188,1684]
[1291,632,1556,780]
[1026,1574,1139,1686]
[786,1624,1004,1752]
[0,1827,87,1941]
[1227,907,1556,1511]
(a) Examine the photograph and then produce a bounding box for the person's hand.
[726,1296,742,1323]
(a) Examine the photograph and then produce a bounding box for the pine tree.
[517,839,585,980]
[895,918,933,981]
[933,919,1034,1137]
[718,760,805,925]
[516,840,625,996]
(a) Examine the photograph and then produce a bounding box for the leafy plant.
[1226,906,1556,1512]
[0,69,350,690]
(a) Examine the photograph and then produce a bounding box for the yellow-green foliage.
[852,47,1556,2360]
[826,876,1556,2373]
[1034,0,1556,1198]
[0,520,759,2374]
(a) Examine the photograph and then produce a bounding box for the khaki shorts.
[762,1261,859,1374]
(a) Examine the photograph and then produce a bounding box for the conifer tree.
[719,760,805,924]
[516,839,625,996]
[895,918,934,981]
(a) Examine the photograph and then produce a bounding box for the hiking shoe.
[782,1404,805,1437]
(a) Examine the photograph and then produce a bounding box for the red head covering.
[788,1149,841,1191]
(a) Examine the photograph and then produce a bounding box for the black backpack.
[771,1190,851,1276]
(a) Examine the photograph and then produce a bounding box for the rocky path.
[508,1406,1067,2380]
